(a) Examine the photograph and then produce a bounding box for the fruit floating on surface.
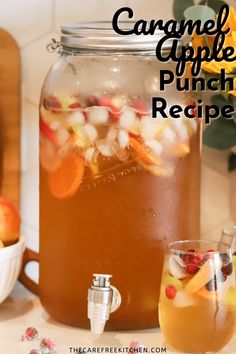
[164,247,236,305]
[48,152,85,199]
[39,93,198,199]
[185,259,216,294]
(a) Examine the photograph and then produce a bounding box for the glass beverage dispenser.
[37,22,201,330]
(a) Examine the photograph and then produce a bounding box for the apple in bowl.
[0,196,25,303]
[0,196,21,246]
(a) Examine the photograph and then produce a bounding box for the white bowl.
[0,235,25,303]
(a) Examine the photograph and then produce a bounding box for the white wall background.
[0,0,235,280]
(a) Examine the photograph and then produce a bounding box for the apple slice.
[163,274,183,290]
[173,290,196,307]
[185,259,214,294]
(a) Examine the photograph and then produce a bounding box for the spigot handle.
[93,273,112,287]
[110,285,122,313]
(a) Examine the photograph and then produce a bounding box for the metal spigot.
[88,274,121,335]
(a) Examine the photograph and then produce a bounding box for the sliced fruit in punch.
[48,151,85,199]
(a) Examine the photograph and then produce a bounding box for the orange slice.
[185,259,214,294]
[129,137,161,165]
[48,152,85,199]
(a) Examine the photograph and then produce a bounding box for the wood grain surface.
[0,28,20,207]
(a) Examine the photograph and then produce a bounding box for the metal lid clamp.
[87,274,122,335]
[46,38,62,53]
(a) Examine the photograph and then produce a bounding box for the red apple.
[0,196,21,245]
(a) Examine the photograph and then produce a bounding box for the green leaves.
[211,94,236,124]
[173,0,194,22]
[199,0,227,13]
[184,5,216,23]
[172,0,235,168]
[228,153,236,172]
[203,118,236,150]
[211,94,229,108]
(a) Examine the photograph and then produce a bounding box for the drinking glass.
[159,240,236,353]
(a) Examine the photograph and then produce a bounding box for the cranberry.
[186,264,199,274]
[29,350,41,354]
[221,263,233,276]
[40,337,56,351]
[182,249,195,263]
[129,340,143,350]
[68,102,80,109]
[43,96,61,110]
[131,100,148,117]
[207,249,215,253]
[165,285,176,299]
[98,96,112,107]
[110,107,121,122]
[182,253,194,263]
[24,327,38,341]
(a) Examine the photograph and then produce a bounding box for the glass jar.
[39,22,201,329]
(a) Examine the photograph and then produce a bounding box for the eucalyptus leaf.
[229,95,236,106]
[173,0,194,22]
[221,92,230,101]
[203,118,236,150]
[199,0,227,13]
[228,153,236,172]
[184,5,216,23]
[211,94,228,108]
[225,95,236,122]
